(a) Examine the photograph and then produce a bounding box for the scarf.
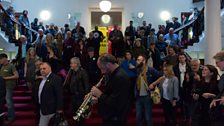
[137,65,149,91]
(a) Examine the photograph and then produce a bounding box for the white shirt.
[179,63,186,87]
[38,73,51,104]
[162,78,169,100]
[139,75,148,96]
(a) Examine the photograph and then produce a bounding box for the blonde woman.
[55,32,64,59]
[46,33,55,46]
[150,64,179,126]
[24,47,39,89]
[46,33,59,59]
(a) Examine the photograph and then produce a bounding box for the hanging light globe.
[99,0,112,12]
[101,14,111,24]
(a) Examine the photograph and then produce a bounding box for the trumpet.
[73,76,104,121]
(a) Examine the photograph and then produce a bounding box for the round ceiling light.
[101,14,111,24]
[99,0,112,12]
[160,11,171,21]
[40,10,51,21]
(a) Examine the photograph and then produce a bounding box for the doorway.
[91,11,122,30]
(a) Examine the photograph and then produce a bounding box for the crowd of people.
[0,5,223,126]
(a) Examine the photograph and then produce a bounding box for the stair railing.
[173,7,205,48]
[0,3,38,44]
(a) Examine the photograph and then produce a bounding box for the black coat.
[34,73,63,115]
[98,67,132,126]
[69,67,90,96]
[173,63,192,86]
[173,63,192,98]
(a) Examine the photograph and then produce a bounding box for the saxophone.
[73,76,104,121]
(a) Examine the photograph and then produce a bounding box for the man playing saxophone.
[69,57,90,126]
[91,54,132,126]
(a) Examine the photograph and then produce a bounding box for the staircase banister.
[0,3,38,34]
[174,7,205,33]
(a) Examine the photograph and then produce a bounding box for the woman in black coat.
[192,65,219,126]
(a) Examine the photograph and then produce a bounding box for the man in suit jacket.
[0,76,5,126]
[173,53,192,124]
[34,62,63,126]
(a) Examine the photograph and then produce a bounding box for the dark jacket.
[98,67,132,126]
[120,59,137,78]
[83,55,101,85]
[34,73,63,115]
[149,48,162,70]
[173,63,192,87]
[69,67,90,96]
[173,63,192,98]
[182,69,202,102]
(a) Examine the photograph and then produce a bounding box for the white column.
[205,0,221,65]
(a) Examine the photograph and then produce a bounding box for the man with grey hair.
[17,35,27,60]
[17,35,28,80]
[68,57,90,126]
[182,58,202,126]
[33,29,47,60]
[164,27,179,47]
[156,34,168,58]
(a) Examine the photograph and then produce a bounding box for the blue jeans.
[136,95,153,126]
[6,88,15,121]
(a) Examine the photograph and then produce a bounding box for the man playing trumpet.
[91,54,132,126]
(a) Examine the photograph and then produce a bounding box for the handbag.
[49,113,68,126]
[151,86,161,104]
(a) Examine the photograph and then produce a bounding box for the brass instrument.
[73,76,104,121]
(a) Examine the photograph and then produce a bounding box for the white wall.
[11,0,203,34]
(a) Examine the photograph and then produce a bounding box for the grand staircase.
[4,83,37,126]
[4,82,185,126]
[1,1,224,126]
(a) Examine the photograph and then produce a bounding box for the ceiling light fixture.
[101,14,111,24]
[99,0,112,12]
[160,11,171,21]
[40,10,51,21]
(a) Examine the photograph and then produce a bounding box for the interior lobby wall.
[11,0,203,34]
